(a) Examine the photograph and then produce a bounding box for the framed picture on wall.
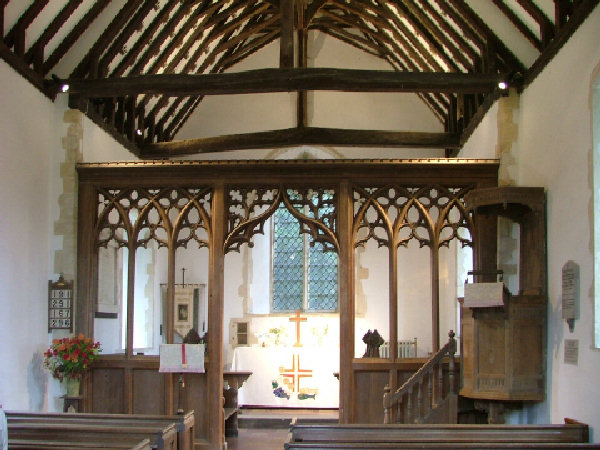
[161,283,207,340]
[174,287,194,338]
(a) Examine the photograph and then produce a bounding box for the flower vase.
[66,378,80,397]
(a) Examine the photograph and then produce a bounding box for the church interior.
[1,1,600,449]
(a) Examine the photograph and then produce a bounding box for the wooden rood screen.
[76,159,498,449]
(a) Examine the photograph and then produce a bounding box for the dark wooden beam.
[515,0,555,45]
[139,127,460,157]
[70,0,144,78]
[56,68,506,97]
[297,19,308,127]
[0,41,50,97]
[524,0,600,87]
[109,1,180,78]
[43,0,111,75]
[4,0,49,53]
[555,0,573,29]
[0,0,8,37]
[280,0,295,68]
[24,0,84,69]
[492,0,543,51]
[97,0,157,78]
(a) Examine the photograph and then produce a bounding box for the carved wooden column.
[338,181,355,423]
[208,182,225,449]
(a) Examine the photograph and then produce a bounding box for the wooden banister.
[383,330,457,424]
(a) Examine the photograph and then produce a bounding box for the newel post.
[383,384,391,424]
[448,330,456,394]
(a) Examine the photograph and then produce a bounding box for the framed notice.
[48,275,73,332]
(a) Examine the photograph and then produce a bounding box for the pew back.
[8,437,152,449]
[8,422,177,450]
[285,442,600,449]
[5,411,193,450]
[289,423,591,444]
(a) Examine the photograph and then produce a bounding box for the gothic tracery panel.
[225,187,338,254]
[353,185,474,249]
[96,187,212,249]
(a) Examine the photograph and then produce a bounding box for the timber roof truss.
[1,0,598,157]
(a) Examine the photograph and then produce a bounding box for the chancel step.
[238,408,338,429]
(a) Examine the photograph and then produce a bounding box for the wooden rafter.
[491,0,543,51]
[23,0,84,71]
[399,0,467,71]
[96,0,158,79]
[43,0,111,75]
[447,0,526,73]
[1,0,597,160]
[515,0,555,45]
[70,0,144,78]
[109,1,181,78]
[524,0,600,86]
[4,0,49,55]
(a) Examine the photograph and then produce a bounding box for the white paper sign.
[463,282,507,308]
[159,344,205,373]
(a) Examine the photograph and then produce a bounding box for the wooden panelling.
[133,369,165,414]
[91,368,125,413]
[354,370,389,424]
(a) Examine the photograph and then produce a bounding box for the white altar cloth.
[231,346,339,408]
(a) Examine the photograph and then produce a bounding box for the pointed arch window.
[271,202,338,312]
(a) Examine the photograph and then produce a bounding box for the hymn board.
[48,274,73,332]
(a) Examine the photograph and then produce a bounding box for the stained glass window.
[272,203,338,312]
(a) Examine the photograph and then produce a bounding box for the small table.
[223,371,252,437]
[62,395,82,413]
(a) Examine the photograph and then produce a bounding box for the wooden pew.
[8,437,152,449]
[285,443,600,449]
[5,411,194,450]
[7,421,177,449]
[285,421,600,449]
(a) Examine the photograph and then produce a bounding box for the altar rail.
[380,338,417,359]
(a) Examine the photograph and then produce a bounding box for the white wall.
[0,61,58,411]
[0,56,136,412]
[460,6,600,437]
[516,6,600,434]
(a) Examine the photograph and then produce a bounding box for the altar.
[231,346,339,408]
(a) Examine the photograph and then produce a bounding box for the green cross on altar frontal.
[289,310,307,347]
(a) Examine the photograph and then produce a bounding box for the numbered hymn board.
[48,275,73,332]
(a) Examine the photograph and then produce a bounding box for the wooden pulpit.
[460,187,547,418]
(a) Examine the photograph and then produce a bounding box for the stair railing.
[383,330,457,424]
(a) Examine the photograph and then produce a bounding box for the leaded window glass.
[272,203,338,312]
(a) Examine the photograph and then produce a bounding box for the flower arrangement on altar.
[43,334,101,381]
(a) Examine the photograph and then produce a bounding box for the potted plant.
[43,334,101,396]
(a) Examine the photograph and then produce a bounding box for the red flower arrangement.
[43,334,101,381]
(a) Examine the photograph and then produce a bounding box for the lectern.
[159,344,205,413]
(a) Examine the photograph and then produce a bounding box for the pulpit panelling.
[461,187,547,405]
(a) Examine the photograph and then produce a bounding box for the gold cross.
[289,310,307,347]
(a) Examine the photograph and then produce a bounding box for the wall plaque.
[48,274,73,332]
[564,339,579,365]
[561,260,579,332]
